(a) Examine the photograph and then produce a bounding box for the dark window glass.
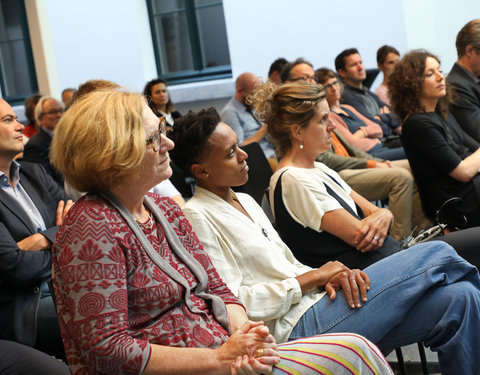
[147,0,231,84]
[0,0,38,104]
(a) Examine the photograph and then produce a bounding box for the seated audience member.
[22,94,41,139]
[447,19,480,141]
[143,78,181,129]
[315,67,405,160]
[389,49,480,228]
[169,107,480,375]
[23,96,65,186]
[1,339,69,375]
[335,48,401,136]
[316,129,426,240]
[285,65,419,239]
[63,79,186,208]
[280,57,317,84]
[61,87,77,110]
[49,89,391,375]
[268,57,288,83]
[255,81,480,270]
[76,78,121,99]
[256,82,400,269]
[220,72,275,159]
[375,45,400,106]
[0,98,72,364]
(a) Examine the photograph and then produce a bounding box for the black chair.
[233,142,273,205]
[394,343,431,375]
[364,68,380,89]
[169,161,195,199]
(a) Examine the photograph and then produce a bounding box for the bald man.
[220,72,275,158]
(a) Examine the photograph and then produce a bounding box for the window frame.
[0,0,38,105]
[146,0,232,85]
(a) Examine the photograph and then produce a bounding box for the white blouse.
[269,162,355,232]
[183,186,325,343]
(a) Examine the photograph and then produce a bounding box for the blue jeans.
[369,143,406,160]
[289,241,480,375]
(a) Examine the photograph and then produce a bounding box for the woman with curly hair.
[389,49,480,227]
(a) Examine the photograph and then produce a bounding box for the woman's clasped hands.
[217,320,280,374]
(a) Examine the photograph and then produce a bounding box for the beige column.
[24,0,60,97]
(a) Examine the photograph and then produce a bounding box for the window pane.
[148,0,231,82]
[0,0,37,102]
[0,0,23,41]
[0,41,34,97]
[153,11,194,73]
[196,4,230,68]
[151,0,185,14]
[194,0,220,6]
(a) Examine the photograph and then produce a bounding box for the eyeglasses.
[290,75,316,83]
[42,109,64,116]
[146,117,167,152]
[323,80,339,90]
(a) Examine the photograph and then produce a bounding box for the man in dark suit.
[0,98,72,365]
[447,19,480,141]
[23,96,65,186]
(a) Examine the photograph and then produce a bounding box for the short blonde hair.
[50,89,148,192]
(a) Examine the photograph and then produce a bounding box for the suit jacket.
[23,127,64,186]
[0,162,69,345]
[447,62,480,142]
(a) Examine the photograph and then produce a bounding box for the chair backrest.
[364,68,380,89]
[232,142,273,204]
[169,161,195,198]
[261,187,276,227]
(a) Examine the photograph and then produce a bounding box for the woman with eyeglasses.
[389,49,480,228]
[49,89,391,374]
[315,68,406,161]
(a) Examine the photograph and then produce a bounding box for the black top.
[402,111,480,226]
[273,170,399,269]
[22,128,64,187]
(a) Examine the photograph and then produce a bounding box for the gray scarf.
[100,190,230,332]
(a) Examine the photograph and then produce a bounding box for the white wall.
[222,0,480,93]
[224,0,407,78]
[32,0,157,97]
[16,0,480,110]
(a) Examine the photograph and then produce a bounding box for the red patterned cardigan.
[51,193,242,375]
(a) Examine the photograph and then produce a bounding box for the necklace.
[135,210,154,231]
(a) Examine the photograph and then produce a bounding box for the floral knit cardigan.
[51,193,241,375]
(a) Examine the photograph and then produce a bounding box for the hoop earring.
[299,141,304,150]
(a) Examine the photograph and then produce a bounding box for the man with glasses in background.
[281,57,317,84]
[23,96,65,186]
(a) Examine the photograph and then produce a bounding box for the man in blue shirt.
[335,48,400,136]
[220,72,275,158]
